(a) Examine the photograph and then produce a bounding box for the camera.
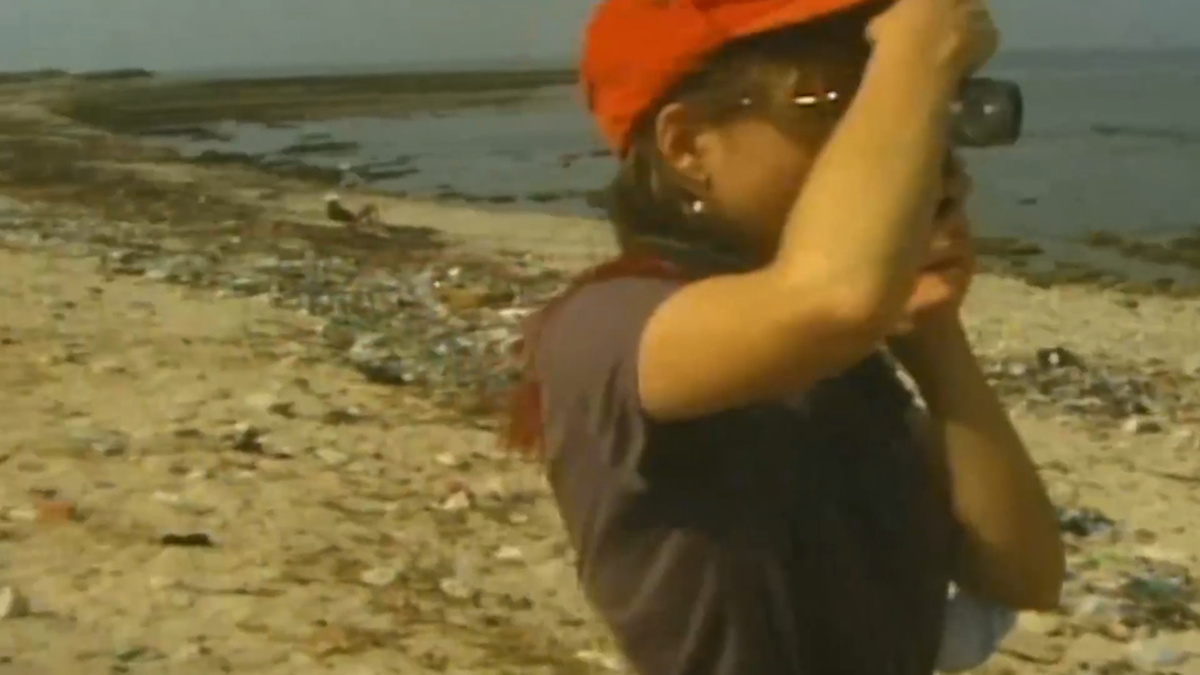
[953,78,1023,147]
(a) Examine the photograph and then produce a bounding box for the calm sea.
[161,50,1200,252]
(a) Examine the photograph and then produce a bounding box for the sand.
[0,94,1199,675]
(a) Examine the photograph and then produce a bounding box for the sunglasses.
[739,77,1023,147]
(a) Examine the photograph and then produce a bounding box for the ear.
[653,102,714,196]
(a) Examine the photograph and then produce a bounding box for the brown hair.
[506,7,878,456]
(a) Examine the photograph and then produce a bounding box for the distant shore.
[26,66,576,132]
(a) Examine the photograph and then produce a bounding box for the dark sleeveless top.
[534,277,958,675]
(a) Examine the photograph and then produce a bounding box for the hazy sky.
[1,0,1198,72]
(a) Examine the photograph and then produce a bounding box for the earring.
[689,199,706,214]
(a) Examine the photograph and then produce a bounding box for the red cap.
[582,0,871,155]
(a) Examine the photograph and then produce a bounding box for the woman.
[507,0,1066,673]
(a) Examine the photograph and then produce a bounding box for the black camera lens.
[952,78,1024,148]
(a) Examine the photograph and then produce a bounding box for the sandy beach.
[1,78,1200,674]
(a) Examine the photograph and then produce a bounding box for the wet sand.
[1,80,1200,674]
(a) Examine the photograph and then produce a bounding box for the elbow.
[1017,578,1065,613]
[768,258,903,340]
[826,280,903,346]
[989,557,1067,613]
[964,569,1064,614]
[1018,534,1068,612]
[959,535,1067,612]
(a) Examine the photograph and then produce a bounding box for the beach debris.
[985,344,1192,427]
[1036,346,1087,371]
[1127,638,1190,671]
[36,499,77,524]
[228,422,265,453]
[160,532,215,548]
[1058,507,1117,538]
[1118,561,1197,629]
[324,192,378,227]
[1122,416,1164,435]
[68,426,130,457]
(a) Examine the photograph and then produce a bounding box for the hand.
[890,213,976,337]
[867,0,999,84]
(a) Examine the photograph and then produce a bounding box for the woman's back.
[535,278,959,675]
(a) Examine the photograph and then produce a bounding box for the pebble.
[493,545,524,563]
[438,577,473,600]
[1123,417,1164,435]
[5,506,37,522]
[434,452,465,468]
[439,491,472,512]
[0,585,30,619]
[359,567,400,587]
[316,448,350,466]
[575,650,622,671]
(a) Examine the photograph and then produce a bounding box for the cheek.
[713,143,811,231]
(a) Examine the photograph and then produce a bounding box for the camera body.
[953,78,1023,147]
